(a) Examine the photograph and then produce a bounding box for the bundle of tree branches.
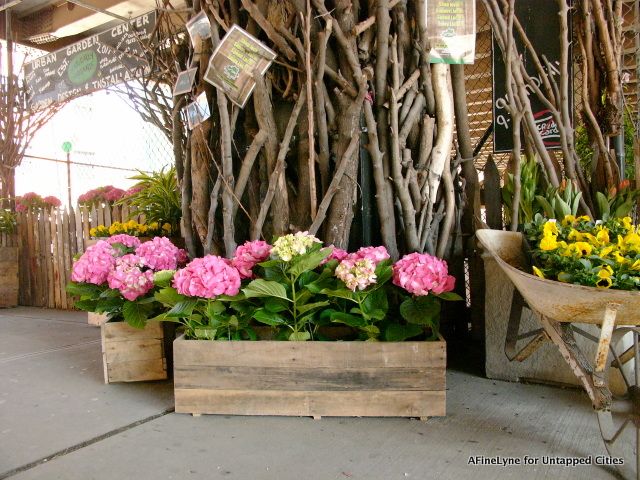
[123,0,485,262]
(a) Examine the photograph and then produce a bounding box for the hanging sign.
[184,92,211,130]
[426,0,476,64]
[492,0,572,153]
[24,11,157,110]
[203,25,276,108]
[173,67,198,96]
[186,11,212,47]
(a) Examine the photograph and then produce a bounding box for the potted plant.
[0,203,18,308]
[154,232,460,419]
[117,166,182,239]
[67,235,188,383]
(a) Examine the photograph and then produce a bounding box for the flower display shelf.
[173,335,446,419]
[101,321,169,384]
[0,245,18,308]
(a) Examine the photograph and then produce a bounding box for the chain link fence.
[17,90,173,206]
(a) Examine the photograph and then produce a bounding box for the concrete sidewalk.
[0,307,618,480]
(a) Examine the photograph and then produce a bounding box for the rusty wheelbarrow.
[477,229,640,480]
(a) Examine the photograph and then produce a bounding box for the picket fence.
[10,204,140,309]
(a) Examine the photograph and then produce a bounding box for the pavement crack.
[0,408,175,479]
[0,340,101,364]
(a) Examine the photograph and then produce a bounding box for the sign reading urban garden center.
[24,11,157,110]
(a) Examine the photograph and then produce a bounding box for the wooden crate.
[174,335,446,419]
[0,246,19,308]
[88,312,109,326]
[101,321,167,383]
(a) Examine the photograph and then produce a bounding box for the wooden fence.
[15,204,139,309]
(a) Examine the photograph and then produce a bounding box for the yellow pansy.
[596,277,613,288]
[532,266,545,279]
[561,215,576,227]
[543,220,559,237]
[595,227,610,245]
[622,217,633,232]
[631,260,640,271]
[162,223,172,233]
[623,232,640,251]
[596,266,614,289]
[613,251,628,265]
[598,245,615,258]
[540,235,558,251]
[577,216,591,222]
[574,242,593,256]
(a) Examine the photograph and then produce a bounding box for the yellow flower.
[162,223,172,233]
[561,215,576,227]
[595,227,610,245]
[596,277,613,289]
[622,217,633,232]
[631,260,640,271]
[540,235,558,251]
[623,232,640,251]
[598,246,615,258]
[532,266,545,278]
[613,252,628,265]
[543,220,558,237]
[573,242,593,257]
[89,227,97,237]
[577,215,591,222]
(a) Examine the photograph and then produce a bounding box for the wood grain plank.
[106,358,167,383]
[61,209,71,309]
[104,339,164,363]
[175,389,446,417]
[50,210,61,309]
[43,214,54,308]
[174,365,446,391]
[102,321,164,340]
[37,211,47,306]
[174,339,446,369]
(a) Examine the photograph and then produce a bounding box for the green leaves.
[400,296,441,325]
[66,282,101,297]
[243,279,290,302]
[384,324,423,342]
[166,298,199,318]
[288,248,332,278]
[289,331,311,341]
[253,309,287,326]
[154,287,185,306]
[122,301,150,329]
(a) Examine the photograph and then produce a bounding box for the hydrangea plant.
[66,235,188,328]
[153,232,461,342]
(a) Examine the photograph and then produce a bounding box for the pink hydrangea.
[231,240,272,279]
[392,252,455,296]
[335,258,377,291]
[71,241,117,285]
[136,237,185,271]
[107,254,154,301]
[321,245,349,265]
[352,246,390,264]
[43,196,61,207]
[173,255,241,298]
[104,187,126,202]
[106,234,141,248]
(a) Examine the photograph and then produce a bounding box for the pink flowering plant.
[77,185,126,207]
[66,235,188,328]
[15,193,61,212]
[153,232,461,342]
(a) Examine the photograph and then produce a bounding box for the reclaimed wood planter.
[101,321,169,383]
[0,246,19,308]
[174,335,446,418]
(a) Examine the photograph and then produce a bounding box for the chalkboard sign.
[492,0,572,152]
[24,11,157,110]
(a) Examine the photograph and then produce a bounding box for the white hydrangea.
[271,231,322,261]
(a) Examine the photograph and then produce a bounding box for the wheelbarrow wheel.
[596,327,640,480]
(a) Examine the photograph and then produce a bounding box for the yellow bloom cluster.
[90,220,173,238]
[530,215,640,290]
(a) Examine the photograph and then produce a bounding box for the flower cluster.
[392,252,455,296]
[231,240,272,279]
[271,231,321,261]
[71,241,117,285]
[136,236,188,271]
[528,215,640,289]
[173,256,241,298]
[335,258,377,291]
[107,254,154,301]
[78,186,126,207]
[90,220,173,238]
[15,193,61,212]
[71,236,185,301]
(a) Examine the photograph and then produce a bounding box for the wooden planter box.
[101,321,169,383]
[0,246,18,308]
[174,335,446,419]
